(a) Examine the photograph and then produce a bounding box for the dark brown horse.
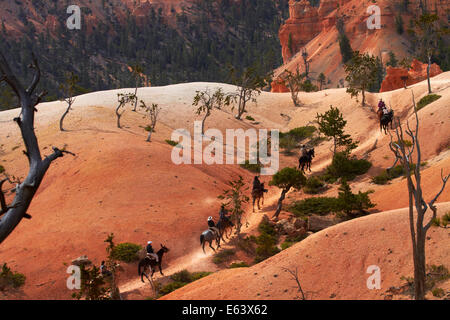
[252,182,268,212]
[298,148,315,173]
[379,110,394,134]
[138,244,169,282]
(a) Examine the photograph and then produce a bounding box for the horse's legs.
[159,263,164,276]
[202,240,206,254]
[252,197,255,212]
[257,197,261,210]
[209,240,216,252]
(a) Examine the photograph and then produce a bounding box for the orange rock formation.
[380,59,443,92]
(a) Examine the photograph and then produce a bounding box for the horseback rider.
[300,144,308,158]
[219,204,229,220]
[378,98,389,115]
[146,241,159,263]
[100,261,112,277]
[208,216,220,237]
[253,176,262,192]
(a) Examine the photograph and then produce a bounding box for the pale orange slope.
[161,203,450,300]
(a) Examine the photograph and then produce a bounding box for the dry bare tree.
[115,92,137,129]
[388,91,449,300]
[130,64,144,112]
[283,66,304,107]
[0,51,75,243]
[139,101,161,142]
[281,267,306,300]
[59,72,79,131]
[193,87,232,135]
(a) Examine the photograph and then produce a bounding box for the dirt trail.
[119,191,282,296]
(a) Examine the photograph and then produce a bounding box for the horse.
[298,148,315,173]
[138,244,170,283]
[252,182,268,212]
[216,213,234,241]
[200,228,221,254]
[380,110,394,134]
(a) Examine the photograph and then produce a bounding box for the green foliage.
[229,262,250,268]
[158,270,212,296]
[417,94,441,110]
[72,264,111,300]
[300,79,318,92]
[110,243,142,263]
[240,160,262,173]
[316,106,358,155]
[324,152,372,182]
[218,176,249,236]
[290,182,375,219]
[386,51,398,67]
[159,281,187,295]
[212,249,236,265]
[269,167,306,191]
[245,115,255,121]
[165,140,179,147]
[338,33,353,63]
[336,180,375,218]
[371,164,416,185]
[289,197,339,217]
[0,263,26,291]
[0,0,288,110]
[344,51,380,105]
[170,269,212,283]
[254,219,280,263]
[0,165,4,174]
[304,176,325,194]
[432,287,445,298]
[395,15,404,35]
[279,126,317,154]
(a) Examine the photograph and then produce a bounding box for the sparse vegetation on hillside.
[110,242,142,263]
[0,263,26,291]
[417,94,441,110]
[158,270,212,296]
[322,152,372,182]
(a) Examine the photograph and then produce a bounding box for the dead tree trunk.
[0,52,74,244]
[388,91,449,300]
[60,97,74,131]
[272,187,290,220]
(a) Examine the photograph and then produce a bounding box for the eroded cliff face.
[380,59,443,92]
[279,0,328,63]
[275,0,448,92]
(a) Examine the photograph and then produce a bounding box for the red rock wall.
[380,59,443,92]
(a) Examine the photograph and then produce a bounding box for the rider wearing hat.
[207,216,220,237]
[146,241,159,263]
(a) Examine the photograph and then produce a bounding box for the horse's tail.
[200,234,204,245]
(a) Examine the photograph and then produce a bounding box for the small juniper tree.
[116,93,137,129]
[408,13,444,94]
[283,66,305,107]
[72,264,110,300]
[218,176,249,237]
[344,51,379,106]
[229,66,271,120]
[193,87,233,135]
[104,233,122,300]
[140,101,161,142]
[317,72,326,91]
[388,92,449,300]
[130,63,144,112]
[336,180,375,218]
[316,105,358,156]
[59,72,79,131]
[270,167,306,220]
